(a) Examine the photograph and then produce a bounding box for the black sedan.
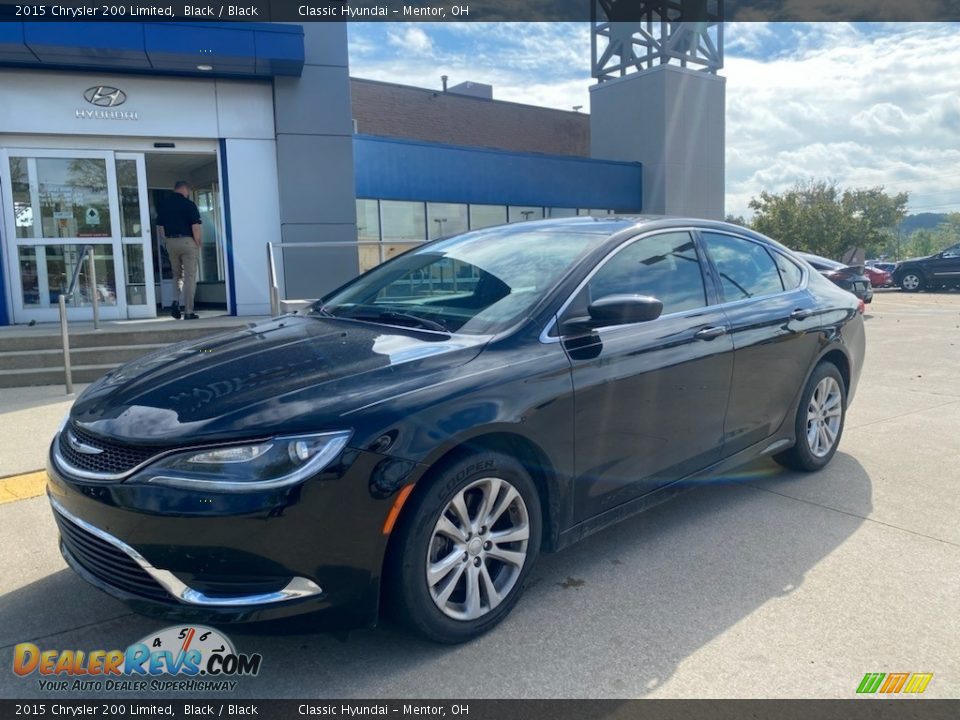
[47,217,865,643]
[796,252,873,305]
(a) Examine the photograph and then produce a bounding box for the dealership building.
[0,20,723,326]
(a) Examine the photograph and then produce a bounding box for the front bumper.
[46,439,423,626]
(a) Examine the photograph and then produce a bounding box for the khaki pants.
[165,236,199,313]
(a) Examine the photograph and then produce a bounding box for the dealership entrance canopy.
[0,17,723,326]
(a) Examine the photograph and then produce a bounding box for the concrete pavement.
[1,290,958,699]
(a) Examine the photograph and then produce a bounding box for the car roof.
[508,215,784,244]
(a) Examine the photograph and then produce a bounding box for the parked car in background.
[868,261,898,275]
[863,265,893,289]
[796,252,874,304]
[47,218,865,643]
[892,243,960,292]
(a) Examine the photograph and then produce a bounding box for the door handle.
[790,308,815,320]
[694,326,727,341]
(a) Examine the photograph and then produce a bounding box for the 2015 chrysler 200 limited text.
[48,217,865,643]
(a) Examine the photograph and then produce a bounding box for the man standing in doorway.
[156,180,202,320]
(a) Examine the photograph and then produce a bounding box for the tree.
[748,180,908,260]
[900,213,960,259]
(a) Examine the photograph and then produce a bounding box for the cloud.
[724,22,960,217]
[387,27,434,56]
[350,23,960,218]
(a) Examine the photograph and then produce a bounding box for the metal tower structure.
[591,0,724,81]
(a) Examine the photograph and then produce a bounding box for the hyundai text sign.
[77,86,139,121]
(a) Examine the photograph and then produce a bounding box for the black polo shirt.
[157,193,202,237]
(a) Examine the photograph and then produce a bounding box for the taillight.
[826,270,853,281]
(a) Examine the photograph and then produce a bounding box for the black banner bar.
[2,0,960,22]
[2,700,960,720]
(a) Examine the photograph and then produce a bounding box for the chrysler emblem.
[83,86,127,108]
[67,430,104,455]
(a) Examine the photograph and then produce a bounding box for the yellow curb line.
[0,470,48,505]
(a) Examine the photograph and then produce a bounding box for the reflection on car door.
[699,231,823,456]
[560,231,734,522]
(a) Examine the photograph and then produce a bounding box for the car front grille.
[54,509,171,602]
[58,425,161,477]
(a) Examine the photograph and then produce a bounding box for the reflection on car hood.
[70,315,488,444]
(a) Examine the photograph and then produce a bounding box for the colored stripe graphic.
[857,672,933,694]
[903,673,934,694]
[880,673,910,693]
[857,673,885,694]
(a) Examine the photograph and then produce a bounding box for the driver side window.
[942,244,960,258]
[564,231,708,324]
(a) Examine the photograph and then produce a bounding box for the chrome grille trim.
[50,495,323,607]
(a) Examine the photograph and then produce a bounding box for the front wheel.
[899,271,924,292]
[386,451,542,643]
[774,362,847,472]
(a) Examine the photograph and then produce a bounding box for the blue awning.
[354,135,643,211]
[0,22,303,78]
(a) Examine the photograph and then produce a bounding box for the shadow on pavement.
[1,454,871,698]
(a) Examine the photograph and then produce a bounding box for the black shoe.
[183,313,200,320]
[170,302,181,320]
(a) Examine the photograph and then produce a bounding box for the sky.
[347,22,960,220]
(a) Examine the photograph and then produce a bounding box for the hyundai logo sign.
[83,86,127,108]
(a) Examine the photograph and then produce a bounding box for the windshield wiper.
[343,310,450,333]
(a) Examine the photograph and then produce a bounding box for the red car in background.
[863,265,893,288]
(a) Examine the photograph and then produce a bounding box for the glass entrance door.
[1,148,155,324]
[115,153,156,318]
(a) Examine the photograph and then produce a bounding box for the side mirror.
[587,294,663,325]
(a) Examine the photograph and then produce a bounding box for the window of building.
[701,232,784,301]
[380,200,426,241]
[9,158,34,239]
[508,206,544,223]
[547,208,578,218]
[469,205,507,230]
[356,199,381,242]
[427,202,468,240]
[36,158,112,239]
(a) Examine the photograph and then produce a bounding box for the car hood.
[898,254,935,265]
[70,315,488,445]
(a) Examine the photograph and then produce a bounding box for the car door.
[558,230,735,522]
[928,243,960,286]
[698,231,823,457]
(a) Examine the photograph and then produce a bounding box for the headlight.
[131,431,352,492]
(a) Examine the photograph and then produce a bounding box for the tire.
[386,451,542,643]
[899,271,924,292]
[774,362,847,472]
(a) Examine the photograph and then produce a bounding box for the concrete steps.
[0,316,262,389]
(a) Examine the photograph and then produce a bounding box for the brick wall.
[350,77,590,157]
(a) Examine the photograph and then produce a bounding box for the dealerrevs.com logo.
[12,625,262,692]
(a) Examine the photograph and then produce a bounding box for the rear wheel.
[386,451,542,643]
[774,362,846,472]
[899,271,924,292]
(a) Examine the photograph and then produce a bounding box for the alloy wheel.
[902,274,921,291]
[426,477,530,621]
[806,376,843,458]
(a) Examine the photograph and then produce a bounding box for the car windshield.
[315,224,610,335]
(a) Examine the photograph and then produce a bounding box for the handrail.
[266,239,421,316]
[58,244,101,394]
